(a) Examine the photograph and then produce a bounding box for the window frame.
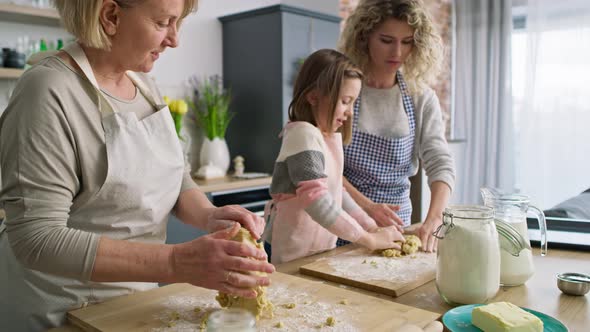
[513,11,590,251]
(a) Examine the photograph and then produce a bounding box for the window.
[512,3,590,249]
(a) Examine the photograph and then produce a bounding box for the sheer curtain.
[453,0,515,204]
[513,0,590,209]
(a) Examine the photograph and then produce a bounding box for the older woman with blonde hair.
[339,0,455,252]
[0,0,273,330]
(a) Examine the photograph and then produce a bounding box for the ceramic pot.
[199,137,230,174]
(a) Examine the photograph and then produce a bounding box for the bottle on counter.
[39,38,48,52]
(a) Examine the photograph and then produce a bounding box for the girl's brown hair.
[288,49,363,145]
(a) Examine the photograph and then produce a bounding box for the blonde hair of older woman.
[339,0,442,95]
[53,0,198,50]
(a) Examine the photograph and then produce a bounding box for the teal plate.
[442,304,568,332]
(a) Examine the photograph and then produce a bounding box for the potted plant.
[188,75,235,177]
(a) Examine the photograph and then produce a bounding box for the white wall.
[151,0,339,93]
[147,0,339,171]
[0,0,339,107]
[150,0,279,93]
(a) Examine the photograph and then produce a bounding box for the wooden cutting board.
[300,247,437,297]
[68,272,439,331]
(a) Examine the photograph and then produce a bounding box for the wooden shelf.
[0,67,24,79]
[0,3,60,26]
[193,175,271,194]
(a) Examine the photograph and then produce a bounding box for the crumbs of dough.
[326,316,336,326]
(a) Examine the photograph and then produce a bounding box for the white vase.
[199,137,230,174]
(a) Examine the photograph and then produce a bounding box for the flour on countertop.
[324,248,436,283]
[151,284,360,332]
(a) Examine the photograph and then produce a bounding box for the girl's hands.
[170,223,275,298]
[358,226,405,251]
[366,202,405,231]
[205,205,265,240]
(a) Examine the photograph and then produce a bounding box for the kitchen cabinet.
[219,5,340,173]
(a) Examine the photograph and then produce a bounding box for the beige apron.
[0,43,184,330]
[269,133,344,264]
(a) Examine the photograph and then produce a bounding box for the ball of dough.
[401,235,421,255]
[378,234,422,257]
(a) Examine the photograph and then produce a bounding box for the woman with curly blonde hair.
[339,0,455,253]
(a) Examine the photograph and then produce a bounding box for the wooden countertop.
[48,230,590,331]
[193,175,271,193]
[277,245,590,331]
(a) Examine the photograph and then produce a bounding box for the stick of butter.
[472,302,543,332]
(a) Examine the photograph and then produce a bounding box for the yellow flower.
[163,96,188,115]
[175,100,188,115]
[163,95,187,138]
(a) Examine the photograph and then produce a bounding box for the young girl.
[263,49,404,264]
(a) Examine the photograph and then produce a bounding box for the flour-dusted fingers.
[208,205,263,239]
[223,239,271,262]
[224,269,270,288]
[417,216,442,253]
[170,223,242,288]
[206,219,237,233]
[426,235,438,253]
[418,232,430,252]
[224,255,275,275]
[362,226,405,251]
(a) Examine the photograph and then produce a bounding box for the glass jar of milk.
[435,205,500,305]
[481,188,547,286]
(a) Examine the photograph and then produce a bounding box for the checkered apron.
[344,71,416,226]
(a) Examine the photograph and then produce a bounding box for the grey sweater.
[0,56,196,279]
